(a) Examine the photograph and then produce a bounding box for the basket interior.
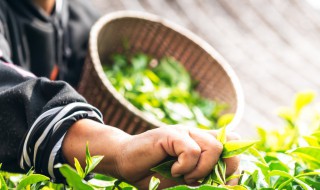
[96,17,238,114]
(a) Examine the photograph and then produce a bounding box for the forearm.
[62,119,132,178]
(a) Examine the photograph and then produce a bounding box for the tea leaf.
[218,160,226,183]
[248,147,268,166]
[296,171,320,178]
[0,171,8,190]
[74,157,85,178]
[303,135,319,147]
[226,174,242,183]
[217,114,234,128]
[289,147,320,167]
[164,185,228,190]
[84,142,104,176]
[221,185,248,190]
[277,178,293,190]
[151,159,184,182]
[268,170,292,179]
[217,126,227,144]
[294,91,315,114]
[304,178,320,189]
[293,177,313,190]
[212,164,224,185]
[16,174,49,190]
[222,140,257,158]
[56,163,94,190]
[149,176,160,190]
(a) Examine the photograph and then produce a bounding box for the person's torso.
[0,0,99,86]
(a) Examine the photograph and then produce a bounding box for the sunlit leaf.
[268,170,292,179]
[56,164,94,190]
[289,147,320,167]
[217,126,227,144]
[294,91,315,114]
[84,142,104,176]
[74,158,85,178]
[217,114,234,128]
[164,185,228,190]
[16,174,49,190]
[293,177,313,190]
[223,140,257,158]
[149,176,160,190]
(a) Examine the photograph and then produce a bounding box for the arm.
[63,120,240,189]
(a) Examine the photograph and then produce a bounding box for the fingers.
[183,130,223,184]
[156,126,240,185]
[224,156,240,177]
[170,135,201,177]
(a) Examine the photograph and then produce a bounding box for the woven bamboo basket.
[78,11,244,135]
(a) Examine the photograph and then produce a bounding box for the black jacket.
[0,0,103,181]
[0,0,98,87]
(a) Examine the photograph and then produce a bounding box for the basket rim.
[89,10,244,131]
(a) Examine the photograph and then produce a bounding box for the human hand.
[114,125,240,189]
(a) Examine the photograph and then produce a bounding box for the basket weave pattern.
[78,12,242,134]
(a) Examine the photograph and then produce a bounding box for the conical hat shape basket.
[78,11,244,134]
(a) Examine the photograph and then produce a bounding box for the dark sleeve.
[61,0,100,87]
[0,59,103,180]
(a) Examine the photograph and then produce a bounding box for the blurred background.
[90,0,320,137]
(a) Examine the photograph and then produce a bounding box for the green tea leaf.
[226,174,242,183]
[294,91,315,114]
[248,147,268,166]
[221,185,248,190]
[212,164,224,185]
[217,114,234,128]
[269,161,289,172]
[217,126,227,144]
[149,176,160,190]
[56,163,94,190]
[277,178,293,190]
[87,155,104,175]
[74,157,85,178]
[0,172,8,190]
[218,160,226,183]
[268,170,292,179]
[304,178,320,189]
[151,159,184,182]
[303,136,319,147]
[296,171,320,178]
[16,174,49,190]
[311,131,320,140]
[164,185,228,190]
[289,147,320,167]
[222,140,257,158]
[293,177,313,190]
[84,142,104,176]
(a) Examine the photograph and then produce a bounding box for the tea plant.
[1,91,320,189]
